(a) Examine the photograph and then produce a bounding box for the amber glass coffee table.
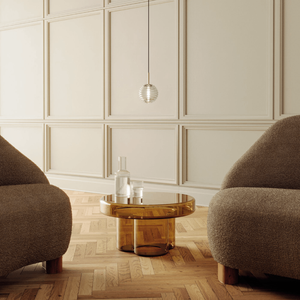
[100,192,195,256]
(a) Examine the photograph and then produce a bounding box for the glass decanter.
[114,156,130,198]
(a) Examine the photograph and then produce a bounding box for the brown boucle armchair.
[207,115,300,284]
[0,136,72,276]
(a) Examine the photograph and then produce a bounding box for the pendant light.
[139,0,158,103]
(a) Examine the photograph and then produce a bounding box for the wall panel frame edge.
[180,124,271,189]
[45,0,104,19]
[274,0,295,120]
[0,123,44,171]
[45,123,105,178]
[180,0,274,121]
[0,21,44,120]
[45,11,105,120]
[0,1,43,29]
[104,0,178,120]
[106,123,179,184]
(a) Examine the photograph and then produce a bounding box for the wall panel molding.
[0,0,43,27]
[0,123,44,170]
[180,124,269,189]
[45,11,104,120]
[274,0,284,119]
[105,0,178,120]
[46,123,104,178]
[45,0,104,18]
[106,124,178,184]
[180,0,274,120]
[0,22,44,119]
[275,0,300,119]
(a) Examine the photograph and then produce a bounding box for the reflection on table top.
[100,192,195,219]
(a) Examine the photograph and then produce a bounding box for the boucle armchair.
[0,136,72,276]
[207,115,300,284]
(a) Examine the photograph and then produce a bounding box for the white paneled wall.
[46,124,104,177]
[106,1,177,119]
[184,0,273,120]
[0,0,297,206]
[0,124,44,169]
[47,12,104,119]
[0,23,43,118]
[181,126,266,188]
[0,0,42,25]
[107,125,178,183]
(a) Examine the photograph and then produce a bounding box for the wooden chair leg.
[218,263,238,284]
[45,256,63,274]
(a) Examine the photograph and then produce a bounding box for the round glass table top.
[100,192,195,219]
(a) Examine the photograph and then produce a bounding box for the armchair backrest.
[222,115,300,190]
[0,136,49,186]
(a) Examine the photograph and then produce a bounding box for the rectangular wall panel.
[47,12,104,119]
[184,0,272,120]
[48,0,103,15]
[107,125,178,184]
[281,0,300,115]
[47,125,104,177]
[0,124,44,170]
[182,126,266,188]
[0,23,43,119]
[106,1,178,119]
[0,0,42,24]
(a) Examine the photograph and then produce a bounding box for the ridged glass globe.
[139,84,158,103]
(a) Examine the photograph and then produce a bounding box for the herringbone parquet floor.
[1,190,300,300]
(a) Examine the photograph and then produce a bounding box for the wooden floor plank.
[78,273,93,296]
[206,277,233,300]
[20,288,39,300]
[225,283,244,298]
[150,257,165,274]
[129,257,144,280]
[118,262,131,283]
[93,269,106,292]
[139,257,155,276]
[105,264,118,288]
[63,276,81,300]
[34,284,53,300]
[186,242,205,261]
[172,288,190,300]
[196,278,218,300]
[161,293,176,300]
[185,284,205,300]
[49,281,67,300]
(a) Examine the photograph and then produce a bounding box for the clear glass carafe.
[115,156,130,198]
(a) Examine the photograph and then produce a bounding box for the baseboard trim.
[46,174,218,207]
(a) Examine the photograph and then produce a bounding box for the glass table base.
[116,219,134,252]
[116,218,175,256]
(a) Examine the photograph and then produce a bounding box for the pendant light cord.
[148,0,150,81]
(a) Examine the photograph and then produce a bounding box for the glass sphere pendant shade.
[139,83,158,103]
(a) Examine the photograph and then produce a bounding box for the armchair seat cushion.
[0,184,72,276]
[208,187,300,280]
